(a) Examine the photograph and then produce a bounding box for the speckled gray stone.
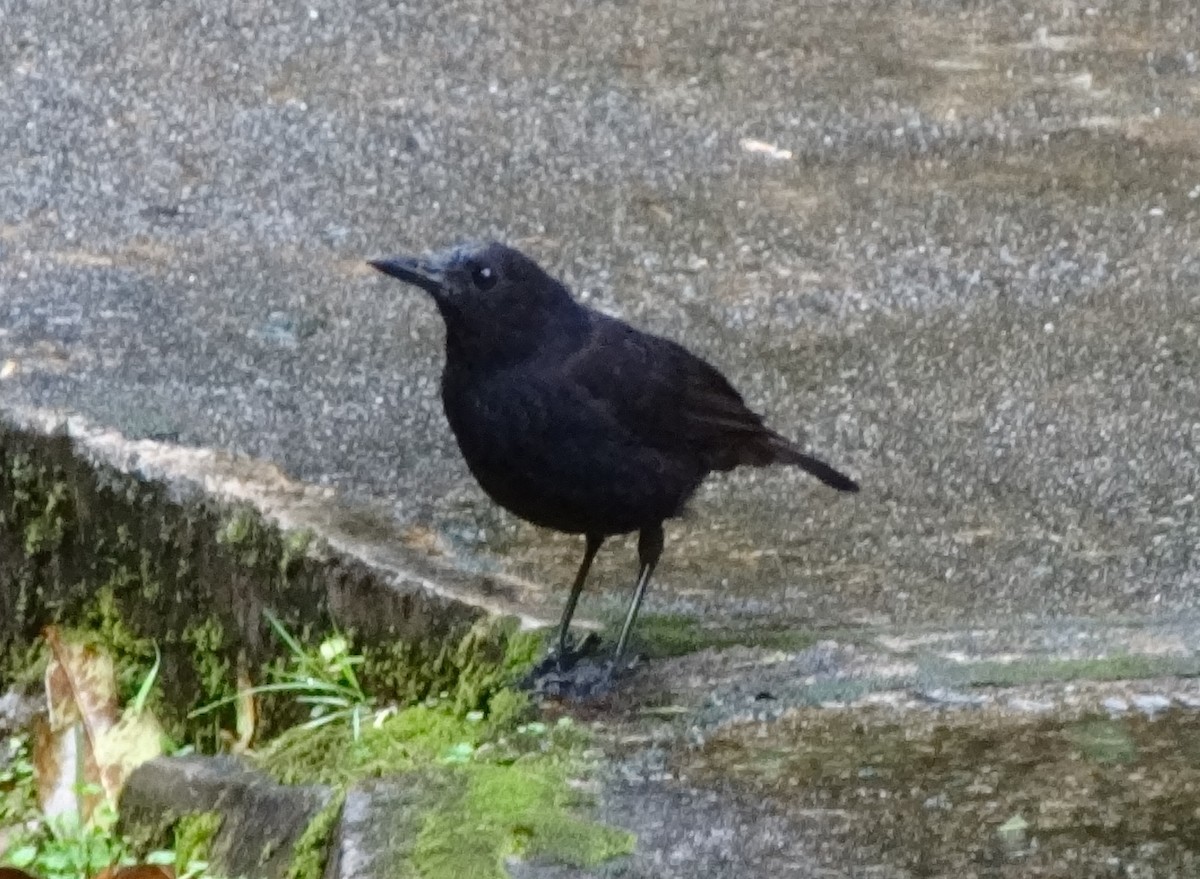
[120,756,334,879]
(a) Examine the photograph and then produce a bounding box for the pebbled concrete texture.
[5,0,1200,875]
[3,0,1198,630]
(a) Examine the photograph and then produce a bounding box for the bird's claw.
[527,631,604,680]
[524,649,642,701]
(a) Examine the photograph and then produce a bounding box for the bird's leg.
[550,532,604,667]
[612,523,664,665]
[527,527,660,699]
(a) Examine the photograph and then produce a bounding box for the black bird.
[369,242,858,680]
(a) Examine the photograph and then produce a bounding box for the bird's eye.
[471,263,497,291]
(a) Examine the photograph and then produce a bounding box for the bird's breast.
[437,366,705,535]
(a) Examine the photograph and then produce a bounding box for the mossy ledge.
[0,411,541,747]
[1,410,635,877]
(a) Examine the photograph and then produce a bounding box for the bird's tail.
[762,434,860,493]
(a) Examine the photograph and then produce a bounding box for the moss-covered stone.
[120,755,334,879]
[0,422,517,749]
[285,791,344,879]
[244,618,543,811]
[173,811,223,871]
[358,616,544,717]
[413,761,634,879]
[3,420,630,878]
[262,701,632,879]
[3,450,72,557]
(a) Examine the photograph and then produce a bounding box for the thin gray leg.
[555,532,604,657]
[613,523,664,663]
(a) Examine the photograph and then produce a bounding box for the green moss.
[1,639,47,691]
[446,617,543,713]
[2,423,525,753]
[358,616,543,716]
[279,529,315,577]
[178,618,238,749]
[484,688,534,731]
[174,811,223,870]
[23,480,70,556]
[938,653,1200,689]
[138,549,161,603]
[1,427,336,747]
[216,506,274,568]
[3,452,72,557]
[256,689,631,879]
[284,791,344,879]
[218,508,256,548]
[1067,718,1137,765]
[628,613,819,658]
[76,584,160,706]
[117,808,223,876]
[258,704,485,787]
[182,618,231,702]
[414,763,634,879]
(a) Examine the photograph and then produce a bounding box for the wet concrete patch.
[682,706,1200,877]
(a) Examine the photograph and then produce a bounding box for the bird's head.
[369,241,582,363]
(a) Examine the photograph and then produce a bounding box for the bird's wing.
[560,315,786,467]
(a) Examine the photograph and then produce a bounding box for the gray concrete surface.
[5,0,1200,874]
[2,0,1199,630]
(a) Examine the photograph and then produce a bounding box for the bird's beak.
[367,256,445,295]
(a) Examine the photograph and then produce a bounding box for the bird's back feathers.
[559,312,858,491]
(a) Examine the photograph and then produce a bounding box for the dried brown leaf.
[35,627,164,815]
[44,628,119,740]
[31,709,102,822]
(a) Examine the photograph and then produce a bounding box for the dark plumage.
[369,241,858,680]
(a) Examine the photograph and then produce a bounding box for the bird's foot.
[525,631,604,681]
[525,650,643,702]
